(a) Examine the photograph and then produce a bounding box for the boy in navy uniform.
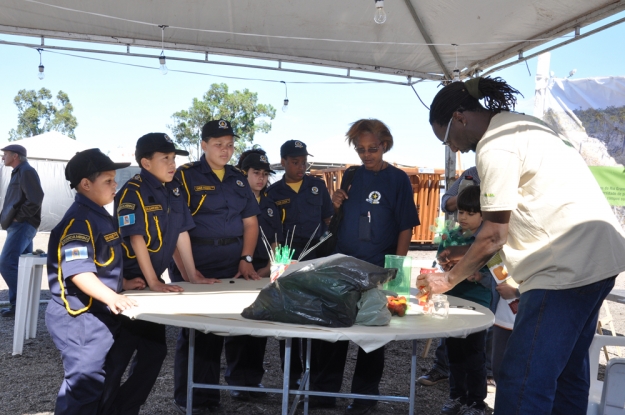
[171,119,261,413]
[46,149,136,415]
[101,133,216,415]
[266,139,333,387]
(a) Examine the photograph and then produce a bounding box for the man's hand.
[234,261,260,280]
[189,269,221,284]
[437,245,471,268]
[148,281,184,293]
[256,264,271,279]
[332,189,348,210]
[123,277,146,291]
[416,272,455,299]
[106,294,138,315]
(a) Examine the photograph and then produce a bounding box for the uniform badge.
[218,120,228,129]
[311,186,319,195]
[65,246,88,262]
[119,213,136,227]
[164,134,173,143]
[236,180,245,187]
[173,187,180,197]
[366,191,381,205]
[294,141,304,148]
[267,208,274,217]
[260,155,268,163]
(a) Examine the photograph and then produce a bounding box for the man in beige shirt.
[418,77,625,415]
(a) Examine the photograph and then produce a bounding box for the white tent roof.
[1,1,624,81]
[8,131,89,160]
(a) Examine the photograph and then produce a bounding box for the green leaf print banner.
[589,166,625,206]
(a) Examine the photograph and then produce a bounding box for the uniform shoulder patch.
[117,202,136,212]
[61,233,90,246]
[180,161,200,170]
[132,174,142,182]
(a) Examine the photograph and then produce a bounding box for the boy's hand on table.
[234,262,260,280]
[123,277,146,291]
[189,270,221,284]
[148,281,184,293]
[107,293,138,314]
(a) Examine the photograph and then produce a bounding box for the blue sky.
[1,12,624,170]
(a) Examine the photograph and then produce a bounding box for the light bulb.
[38,65,45,80]
[453,69,460,82]
[159,56,168,75]
[282,98,289,113]
[374,0,386,24]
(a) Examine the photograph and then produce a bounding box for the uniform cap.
[280,140,313,158]
[202,119,239,140]
[136,133,189,160]
[1,144,27,157]
[241,152,275,174]
[65,148,130,189]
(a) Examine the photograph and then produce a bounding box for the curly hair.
[345,119,393,153]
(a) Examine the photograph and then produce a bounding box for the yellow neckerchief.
[256,195,261,203]
[213,168,225,181]
[286,180,303,193]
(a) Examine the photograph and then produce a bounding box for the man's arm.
[234,216,260,280]
[418,211,510,294]
[396,229,412,256]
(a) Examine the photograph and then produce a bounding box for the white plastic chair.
[587,334,625,415]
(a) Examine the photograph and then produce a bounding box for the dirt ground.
[1,231,624,415]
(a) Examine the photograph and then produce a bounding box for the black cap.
[136,133,189,160]
[202,119,238,140]
[1,144,27,157]
[280,140,313,158]
[65,148,130,189]
[241,153,275,174]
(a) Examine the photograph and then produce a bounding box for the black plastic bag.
[241,254,397,327]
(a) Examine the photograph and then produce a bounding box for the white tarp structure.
[0,131,88,231]
[1,0,624,82]
[536,74,625,226]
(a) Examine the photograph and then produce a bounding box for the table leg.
[282,337,292,415]
[27,265,43,339]
[186,329,195,415]
[12,258,30,355]
[410,340,417,415]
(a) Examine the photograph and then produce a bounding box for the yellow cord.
[191,194,206,216]
[57,219,93,316]
[180,170,191,207]
[85,220,115,267]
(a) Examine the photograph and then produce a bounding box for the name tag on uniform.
[275,199,290,206]
[119,213,136,227]
[65,246,88,262]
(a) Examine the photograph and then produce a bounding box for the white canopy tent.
[1,0,624,83]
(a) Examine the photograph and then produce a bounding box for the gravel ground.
[1,232,623,415]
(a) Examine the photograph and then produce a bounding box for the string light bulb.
[452,44,461,82]
[158,25,169,75]
[374,0,387,24]
[37,48,45,80]
[280,81,289,113]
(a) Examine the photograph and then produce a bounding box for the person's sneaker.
[229,389,250,401]
[0,306,16,318]
[440,398,464,415]
[418,369,449,386]
[486,376,496,393]
[248,384,268,399]
[458,403,485,415]
[345,401,377,415]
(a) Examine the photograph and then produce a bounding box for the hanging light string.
[20,0,576,48]
[452,44,460,82]
[37,47,44,79]
[280,81,289,112]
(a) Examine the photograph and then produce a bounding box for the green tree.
[168,83,276,162]
[8,88,79,141]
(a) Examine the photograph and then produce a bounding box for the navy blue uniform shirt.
[255,192,284,261]
[336,165,420,267]
[115,169,195,281]
[266,174,333,244]
[175,156,260,273]
[47,193,123,315]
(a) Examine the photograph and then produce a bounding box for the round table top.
[123,280,494,352]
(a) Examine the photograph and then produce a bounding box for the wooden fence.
[310,166,446,244]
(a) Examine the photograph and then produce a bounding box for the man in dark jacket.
[0,144,44,317]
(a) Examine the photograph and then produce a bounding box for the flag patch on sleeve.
[119,214,136,227]
[65,246,89,262]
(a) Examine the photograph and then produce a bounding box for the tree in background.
[8,88,79,141]
[169,83,276,162]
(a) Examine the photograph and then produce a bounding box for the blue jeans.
[0,221,37,305]
[494,276,616,415]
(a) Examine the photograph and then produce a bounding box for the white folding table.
[123,280,494,415]
[12,254,47,355]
